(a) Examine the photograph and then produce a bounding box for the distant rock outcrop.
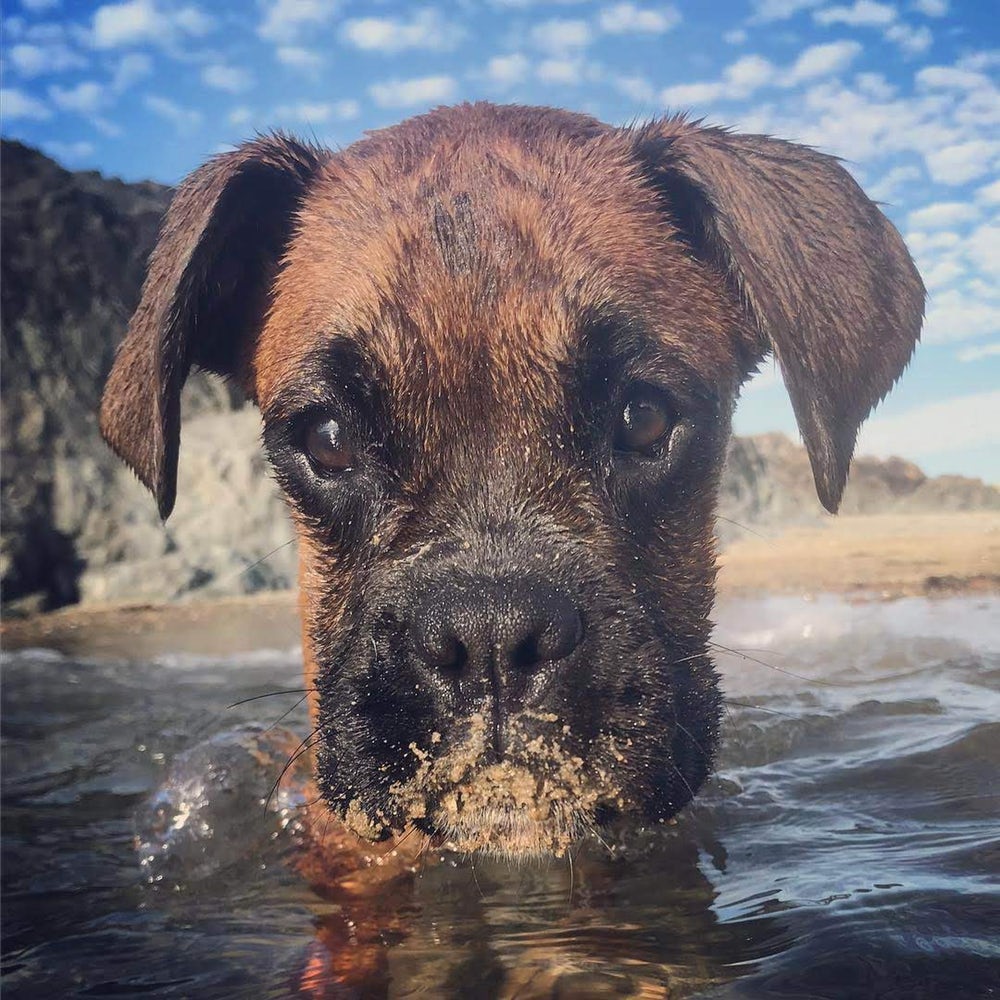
[2,142,996,611]
[719,434,998,544]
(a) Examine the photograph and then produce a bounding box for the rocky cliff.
[2,142,996,611]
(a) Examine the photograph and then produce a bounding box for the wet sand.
[4,511,997,654]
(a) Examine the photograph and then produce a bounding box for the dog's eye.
[615,389,675,455]
[305,417,355,473]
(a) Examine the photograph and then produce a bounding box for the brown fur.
[99,102,923,989]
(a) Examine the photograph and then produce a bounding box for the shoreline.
[3,512,997,656]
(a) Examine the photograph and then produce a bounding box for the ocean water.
[2,595,998,998]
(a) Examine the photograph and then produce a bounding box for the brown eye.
[615,390,674,454]
[305,418,354,473]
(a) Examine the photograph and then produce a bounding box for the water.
[3,595,998,998]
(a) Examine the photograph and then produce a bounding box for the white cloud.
[956,51,1000,73]
[659,80,726,106]
[485,53,530,89]
[921,257,965,290]
[923,288,1000,343]
[660,42,859,107]
[732,53,778,90]
[341,9,464,53]
[258,0,336,43]
[228,105,253,126]
[912,0,947,13]
[613,73,656,102]
[598,3,681,34]
[854,71,896,98]
[273,99,359,123]
[44,139,95,162]
[736,70,979,165]
[749,0,821,22]
[724,28,748,43]
[814,1,896,26]
[785,40,862,84]
[201,63,253,93]
[908,201,980,229]
[905,229,961,254]
[368,74,456,108]
[8,41,86,76]
[332,98,360,120]
[866,163,921,200]
[924,139,1000,185]
[856,390,1000,458]
[1,86,52,119]
[111,52,151,92]
[276,46,322,72]
[661,53,776,105]
[976,179,1000,205]
[91,115,122,136]
[967,219,1000,278]
[49,80,105,113]
[91,0,212,49]
[530,18,592,52]
[884,22,931,54]
[917,66,992,91]
[956,342,1000,363]
[144,93,202,131]
[537,57,586,85]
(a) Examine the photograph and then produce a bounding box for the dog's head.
[100,104,923,857]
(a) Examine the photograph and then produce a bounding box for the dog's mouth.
[339,713,631,858]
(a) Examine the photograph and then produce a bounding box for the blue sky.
[3,0,998,481]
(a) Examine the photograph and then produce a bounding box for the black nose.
[413,577,583,678]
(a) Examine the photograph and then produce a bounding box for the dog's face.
[100,105,924,857]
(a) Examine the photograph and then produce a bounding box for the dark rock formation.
[1,140,250,612]
[2,142,996,610]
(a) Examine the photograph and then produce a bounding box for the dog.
[100,103,923,864]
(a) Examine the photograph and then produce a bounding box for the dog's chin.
[423,761,608,860]
[336,712,632,858]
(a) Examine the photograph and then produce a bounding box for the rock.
[1,140,246,609]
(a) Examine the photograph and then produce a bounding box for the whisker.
[264,693,311,732]
[707,640,842,688]
[673,720,714,774]
[264,728,324,814]
[715,514,770,540]
[670,761,697,803]
[229,538,297,584]
[723,699,802,720]
[227,688,310,709]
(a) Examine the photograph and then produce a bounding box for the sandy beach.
[4,511,997,655]
[717,510,1000,597]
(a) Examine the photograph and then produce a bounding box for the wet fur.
[99,103,924,858]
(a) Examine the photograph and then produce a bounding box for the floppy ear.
[632,118,925,513]
[99,134,328,519]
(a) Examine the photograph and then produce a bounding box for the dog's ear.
[632,118,924,512]
[99,134,328,519]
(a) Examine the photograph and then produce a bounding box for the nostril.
[512,603,583,671]
[416,627,469,676]
[440,637,468,676]
[512,634,541,671]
